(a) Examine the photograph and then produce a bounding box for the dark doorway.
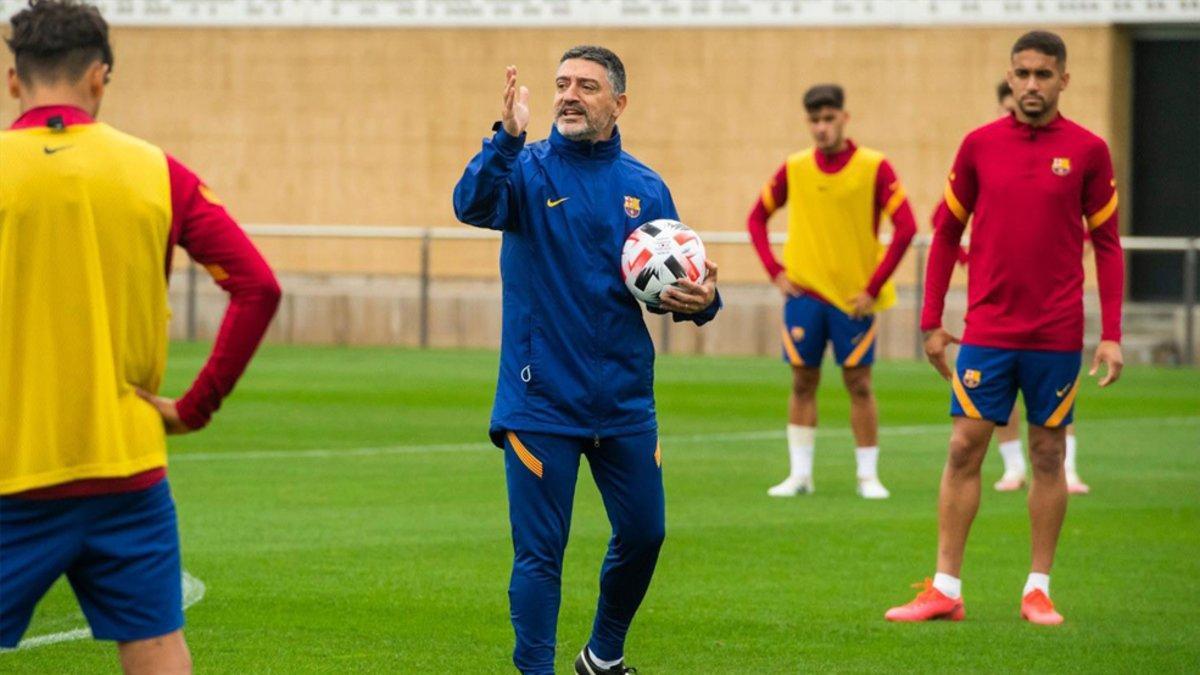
[1129,36,1200,301]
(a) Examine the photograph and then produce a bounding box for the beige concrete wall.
[1,25,1129,285]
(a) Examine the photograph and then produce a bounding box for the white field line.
[169,416,1200,463]
[3,571,207,653]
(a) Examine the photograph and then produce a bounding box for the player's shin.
[936,419,993,577]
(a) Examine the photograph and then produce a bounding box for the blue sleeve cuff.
[677,289,721,325]
[491,122,527,154]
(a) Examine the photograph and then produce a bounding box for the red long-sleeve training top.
[922,113,1123,352]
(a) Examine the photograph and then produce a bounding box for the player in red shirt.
[988,80,1089,495]
[886,31,1124,625]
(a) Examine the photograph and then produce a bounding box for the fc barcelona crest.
[624,196,641,218]
[963,369,982,389]
[1051,157,1071,176]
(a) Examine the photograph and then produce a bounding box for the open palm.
[501,65,530,137]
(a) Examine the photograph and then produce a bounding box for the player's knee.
[1028,440,1065,475]
[791,371,819,398]
[621,521,666,554]
[946,434,986,474]
[844,376,872,400]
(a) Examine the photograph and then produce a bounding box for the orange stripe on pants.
[1043,380,1079,428]
[843,321,877,368]
[507,432,544,478]
[951,371,983,419]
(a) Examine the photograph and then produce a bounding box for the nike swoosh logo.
[1056,383,1074,397]
[546,197,569,208]
[43,145,72,155]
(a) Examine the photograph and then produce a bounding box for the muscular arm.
[168,156,282,430]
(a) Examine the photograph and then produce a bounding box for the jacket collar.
[548,124,622,161]
[11,105,94,130]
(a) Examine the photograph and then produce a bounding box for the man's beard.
[1020,95,1048,116]
[555,105,611,141]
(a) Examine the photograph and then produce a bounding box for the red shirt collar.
[814,138,858,173]
[10,105,94,130]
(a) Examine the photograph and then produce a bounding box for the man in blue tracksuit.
[453,46,721,675]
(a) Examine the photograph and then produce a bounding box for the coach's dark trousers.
[503,429,664,675]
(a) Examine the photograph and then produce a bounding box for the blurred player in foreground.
[887,30,1123,625]
[748,84,916,499]
[990,80,1089,495]
[0,1,280,671]
[453,46,720,675]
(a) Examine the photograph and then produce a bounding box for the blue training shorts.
[0,479,183,648]
[781,293,877,368]
[950,344,1082,428]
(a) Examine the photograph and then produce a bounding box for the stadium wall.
[1,25,1138,355]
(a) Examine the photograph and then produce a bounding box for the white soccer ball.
[621,219,707,307]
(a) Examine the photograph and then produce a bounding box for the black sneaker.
[574,647,638,674]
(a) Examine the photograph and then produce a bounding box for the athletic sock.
[855,446,879,480]
[588,648,622,670]
[998,440,1026,476]
[933,572,962,599]
[1024,573,1051,597]
[787,425,815,479]
[1064,434,1078,475]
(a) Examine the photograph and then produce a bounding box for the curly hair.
[5,0,111,84]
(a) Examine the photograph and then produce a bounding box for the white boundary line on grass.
[4,571,207,653]
[170,416,1200,462]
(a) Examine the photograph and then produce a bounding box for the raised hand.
[501,65,531,137]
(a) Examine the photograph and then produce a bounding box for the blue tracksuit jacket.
[453,124,720,446]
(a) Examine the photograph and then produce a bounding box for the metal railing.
[181,226,1199,365]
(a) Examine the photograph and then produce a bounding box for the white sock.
[998,440,1026,476]
[1064,435,1078,475]
[933,572,962,599]
[1024,572,1050,597]
[787,425,815,479]
[588,648,622,670]
[855,446,879,480]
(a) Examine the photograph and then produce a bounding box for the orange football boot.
[1021,589,1064,625]
[885,578,965,622]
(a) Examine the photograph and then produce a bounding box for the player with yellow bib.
[747,84,917,499]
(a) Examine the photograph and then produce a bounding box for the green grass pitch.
[4,343,1198,673]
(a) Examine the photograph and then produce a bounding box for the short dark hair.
[560,44,626,96]
[5,0,112,85]
[1011,30,1066,67]
[803,84,844,113]
[996,80,1013,103]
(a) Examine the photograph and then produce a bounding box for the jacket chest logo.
[624,196,641,218]
[1051,157,1071,176]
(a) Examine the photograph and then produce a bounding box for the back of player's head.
[996,80,1013,104]
[560,45,626,96]
[1011,30,1066,67]
[803,84,844,113]
[5,0,112,86]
